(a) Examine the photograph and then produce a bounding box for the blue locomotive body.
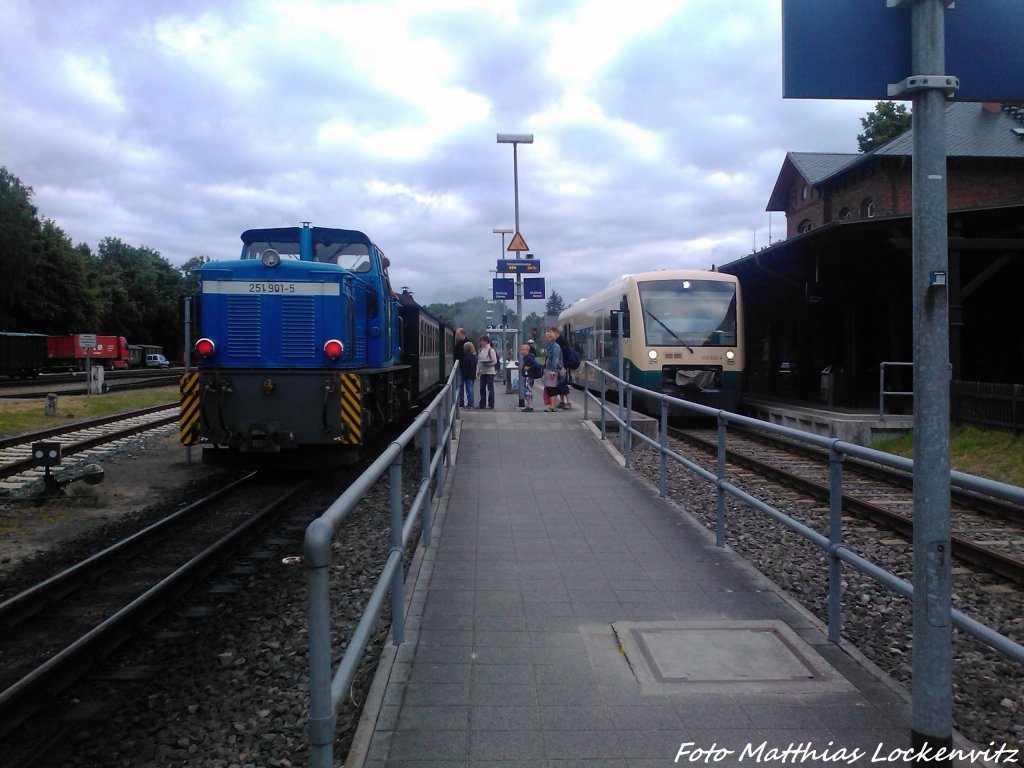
[189,224,444,464]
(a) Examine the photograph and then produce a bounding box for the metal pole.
[516,273,524,406]
[909,0,952,757]
[716,413,726,548]
[828,445,844,643]
[389,452,405,646]
[184,296,192,465]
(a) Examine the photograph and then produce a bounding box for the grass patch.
[0,386,179,438]
[871,425,1024,487]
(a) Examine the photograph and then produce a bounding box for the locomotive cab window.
[637,279,737,347]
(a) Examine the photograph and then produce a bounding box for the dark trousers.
[479,374,495,408]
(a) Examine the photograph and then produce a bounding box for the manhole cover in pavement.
[612,620,854,694]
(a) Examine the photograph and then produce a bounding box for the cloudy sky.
[2,0,880,306]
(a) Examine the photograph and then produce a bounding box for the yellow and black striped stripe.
[338,373,362,444]
[179,371,200,445]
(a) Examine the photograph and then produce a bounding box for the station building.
[720,102,1024,420]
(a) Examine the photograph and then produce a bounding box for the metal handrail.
[879,360,914,417]
[581,361,1024,666]
[304,366,459,768]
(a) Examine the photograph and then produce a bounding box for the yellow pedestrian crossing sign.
[506,231,529,252]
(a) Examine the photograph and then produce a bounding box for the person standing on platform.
[554,329,573,409]
[460,340,477,409]
[520,342,537,412]
[477,335,499,409]
[542,327,563,412]
[453,327,468,407]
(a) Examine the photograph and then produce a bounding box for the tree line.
[1,167,205,357]
[2,164,576,358]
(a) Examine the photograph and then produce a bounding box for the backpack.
[526,355,544,380]
[564,345,581,370]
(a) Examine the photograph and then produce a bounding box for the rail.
[879,360,914,417]
[581,361,1024,668]
[304,367,459,768]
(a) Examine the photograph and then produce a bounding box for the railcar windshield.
[243,241,372,272]
[637,279,737,347]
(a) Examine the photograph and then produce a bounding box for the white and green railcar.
[559,269,744,413]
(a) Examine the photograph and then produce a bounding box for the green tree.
[0,168,39,330]
[545,291,565,316]
[857,101,911,152]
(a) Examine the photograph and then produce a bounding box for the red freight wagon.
[47,334,130,371]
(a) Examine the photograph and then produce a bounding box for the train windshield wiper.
[644,309,693,353]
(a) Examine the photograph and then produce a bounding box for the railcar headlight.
[323,339,344,360]
[261,248,281,268]
[195,338,216,359]
[648,350,658,361]
[726,350,735,361]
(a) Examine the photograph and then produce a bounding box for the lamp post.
[496,134,533,407]
[492,228,513,376]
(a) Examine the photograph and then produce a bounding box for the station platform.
[350,386,928,767]
[741,395,913,445]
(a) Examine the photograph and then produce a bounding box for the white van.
[145,353,169,368]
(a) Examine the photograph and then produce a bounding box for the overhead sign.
[496,259,541,274]
[782,0,1024,101]
[492,278,514,300]
[506,231,529,252]
[524,277,545,300]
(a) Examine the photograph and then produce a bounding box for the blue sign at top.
[783,0,1024,102]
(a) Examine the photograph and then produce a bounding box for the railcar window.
[245,242,301,260]
[637,280,737,347]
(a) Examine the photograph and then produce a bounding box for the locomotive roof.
[240,226,374,247]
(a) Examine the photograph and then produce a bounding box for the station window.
[797,219,813,234]
[861,198,875,218]
[837,207,851,220]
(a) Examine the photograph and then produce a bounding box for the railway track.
[0,470,310,761]
[669,425,1024,583]
[0,403,179,493]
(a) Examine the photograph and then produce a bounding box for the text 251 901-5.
[248,282,297,294]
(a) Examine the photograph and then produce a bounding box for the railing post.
[420,420,432,547]
[599,370,607,440]
[828,444,845,643]
[389,449,405,646]
[879,362,886,418]
[583,364,589,420]
[715,412,727,548]
[304,517,337,768]
[624,387,633,467]
[658,397,668,498]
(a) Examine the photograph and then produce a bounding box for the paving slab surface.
[351,388,939,767]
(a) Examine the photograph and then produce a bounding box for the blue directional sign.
[783,0,1024,101]
[492,278,514,301]
[524,277,545,300]
[496,259,541,274]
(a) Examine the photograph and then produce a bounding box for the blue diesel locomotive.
[187,224,452,464]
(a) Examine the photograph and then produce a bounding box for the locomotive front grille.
[281,297,316,359]
[227,296,261,357]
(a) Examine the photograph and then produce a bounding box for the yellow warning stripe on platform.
[179,371,200,445]
[339,373,362,444]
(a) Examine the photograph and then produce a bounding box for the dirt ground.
[0,432,229,578]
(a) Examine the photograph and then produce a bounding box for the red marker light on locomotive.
[323,339,344,360]
[195,338,216,358]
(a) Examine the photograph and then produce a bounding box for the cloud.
[2,0,880,306]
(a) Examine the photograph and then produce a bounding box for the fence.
[953,380,1024,434]
[304,367,459,768]
[581,361,1024,667]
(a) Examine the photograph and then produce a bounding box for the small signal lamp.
[323,339,344,360]
[195,338,216,358]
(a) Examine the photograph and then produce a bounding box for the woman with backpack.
[541,328,563,412]
[520,341,541,412]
